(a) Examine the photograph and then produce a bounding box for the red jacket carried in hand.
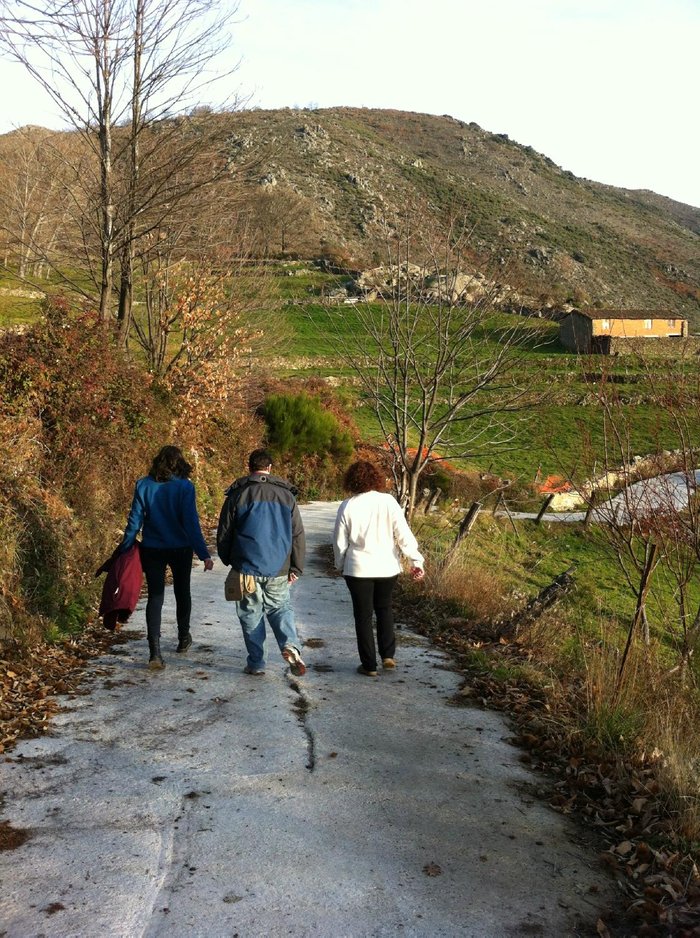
[96,543,143,631]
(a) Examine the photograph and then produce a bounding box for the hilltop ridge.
[226,107,700,318]
[1,106,699,320]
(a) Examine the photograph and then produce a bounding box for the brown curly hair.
[343,460,386,495]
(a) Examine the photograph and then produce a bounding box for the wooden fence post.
[491,491,505,516]
[424,487,442,514]
[583,491,598,529]
[442,500,483,567]
[501,497,519,536]
[499,565,576,640]
[453,501,482,547]
[534,493,556,524]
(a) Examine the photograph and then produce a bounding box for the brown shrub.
[0,302,170,647]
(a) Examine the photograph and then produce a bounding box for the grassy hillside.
[276,265,691,482]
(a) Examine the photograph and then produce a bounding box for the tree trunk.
[98,99,114,321]
[117,242,134,344]
[118,0,143,344]
[406,470,421,522]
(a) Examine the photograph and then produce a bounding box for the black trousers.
[344,575,398,669]
[140,546,194,642]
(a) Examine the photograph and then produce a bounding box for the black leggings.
[344,575,398,670]
[140,546,194,641]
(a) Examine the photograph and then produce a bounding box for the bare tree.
[129,246,268,417]
[0,127,96,284]
[577,352,700,687]
[315,211,540,518]
[0,0,241,323]
[245,186,317,257]
[0,127,66,278]
[113,0,248,340]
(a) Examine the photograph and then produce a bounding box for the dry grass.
[426,558,508,622]
[643,686,700,842]
[560,620,700,842]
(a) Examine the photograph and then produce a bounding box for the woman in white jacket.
[333,461,424,676]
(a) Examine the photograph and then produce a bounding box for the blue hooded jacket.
[120,475,210,560]
[216,472,305,577]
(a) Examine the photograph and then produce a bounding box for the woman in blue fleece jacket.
[120,445,213,670]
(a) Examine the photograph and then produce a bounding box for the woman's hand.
[204,558,214,571]
[410,566,424,581]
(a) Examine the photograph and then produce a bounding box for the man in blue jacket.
[217,449,306,676]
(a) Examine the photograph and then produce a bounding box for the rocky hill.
[225,107,700,320]
[2,107,699,323]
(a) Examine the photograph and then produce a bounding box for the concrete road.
[0,502,611,937]
[505,469,700,525]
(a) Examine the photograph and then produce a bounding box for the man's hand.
[410,566,424,581]
[204,558,214,571]
[288,572,299,585]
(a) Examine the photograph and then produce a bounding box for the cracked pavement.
[0,501,611,937]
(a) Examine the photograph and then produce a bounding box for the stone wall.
[606,336,700,357]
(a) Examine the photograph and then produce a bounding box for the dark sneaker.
[357,665,378,677]
[176,633,193,654]
[148,655,165,671]
[282,646,306,677]
[243,665,265,676]
[382,658,396,669]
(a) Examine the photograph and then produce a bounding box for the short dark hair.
[149,445,192,482]
[249,448,274,472]
[343,460,386,495]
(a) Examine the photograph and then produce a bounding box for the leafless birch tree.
[317,212,540,519]
[0,128,72,278]
[0,0,242,324]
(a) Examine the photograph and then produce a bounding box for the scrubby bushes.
[0,300,167,646]
[0,297,259,650]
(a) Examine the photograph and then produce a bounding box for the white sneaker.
[282,646,306,677]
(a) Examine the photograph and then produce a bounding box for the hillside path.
[0,502,612,937]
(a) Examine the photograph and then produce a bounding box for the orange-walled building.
[559,309,688,353]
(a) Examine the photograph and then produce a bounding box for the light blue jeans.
[237,575,301,670]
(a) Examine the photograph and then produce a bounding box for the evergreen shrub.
[261,392,353,463]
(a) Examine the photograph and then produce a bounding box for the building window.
[601,319,610,330]
[667,319,676,328]
[644,319,652,330]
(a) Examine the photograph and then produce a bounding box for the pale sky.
[1,0,698,208]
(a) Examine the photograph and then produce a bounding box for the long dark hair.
[148,445,193,482]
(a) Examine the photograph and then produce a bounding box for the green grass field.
[278,272,693,481]
[3,262,694,487]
